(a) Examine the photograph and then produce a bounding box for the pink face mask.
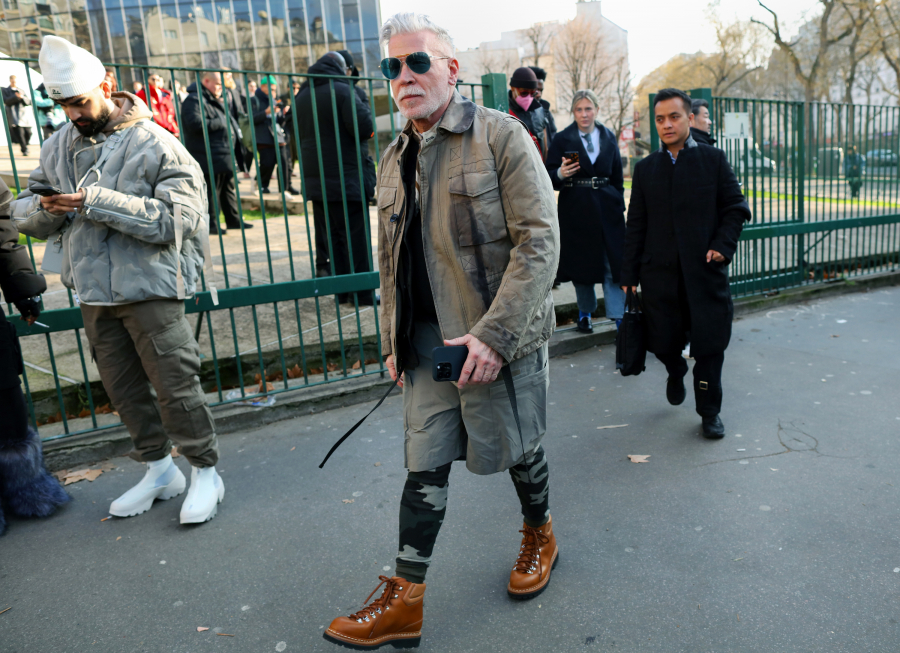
[514,94,533,111]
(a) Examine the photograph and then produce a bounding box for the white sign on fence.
[723,112,751,139]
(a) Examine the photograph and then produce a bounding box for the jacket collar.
[400,90,476,140]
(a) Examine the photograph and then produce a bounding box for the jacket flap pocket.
[449,171,499,197]
[151,320,193,356]
[377,186,397,209]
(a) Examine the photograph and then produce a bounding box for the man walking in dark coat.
[295,52,375,304]
[251,76,298,196]
[690,98,716,147]
[529,66,557,150]
[181,72,251,235]
[3,75,34,156]
[621,88,750,439]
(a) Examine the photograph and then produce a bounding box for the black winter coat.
[539,98,557,148]
[546,121,626,285]
[294,55,374,203]
[181,82,239,176]
[690,127,717,146]
[621,142,751,357]
[508,91,546,158]
[251,88,286,147]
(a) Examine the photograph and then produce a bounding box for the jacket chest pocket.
[448,171,507,246]
[377,183,400,240]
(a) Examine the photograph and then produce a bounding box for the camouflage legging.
[394,446,549,584]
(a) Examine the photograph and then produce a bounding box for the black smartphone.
[432,345,468,382]
[30,184,63,197]
[563,151,579,164]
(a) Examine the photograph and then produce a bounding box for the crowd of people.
[0,18,753,651]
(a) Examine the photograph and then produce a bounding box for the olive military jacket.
[376,91,559,364]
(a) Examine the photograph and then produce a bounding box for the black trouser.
[257,145,291,191]
[11,126,31,155]
[394,446,550,584]
[656,351,725,417]
[205,171,241,228]
[312,199,373,304]
[0,308,29,441]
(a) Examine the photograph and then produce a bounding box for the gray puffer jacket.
[11,92,209,305]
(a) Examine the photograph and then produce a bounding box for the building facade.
[0,0,382,78]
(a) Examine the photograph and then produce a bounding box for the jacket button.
[390,213,399,223]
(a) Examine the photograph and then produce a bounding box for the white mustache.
[397,87,426,100]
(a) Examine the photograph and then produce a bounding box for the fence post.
[481,73,508,112]
[649,92,658,152]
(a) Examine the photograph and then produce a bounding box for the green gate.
[1,57,506,441]
[650,89,900,297]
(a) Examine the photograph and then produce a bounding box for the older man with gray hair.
[322,12,559,650]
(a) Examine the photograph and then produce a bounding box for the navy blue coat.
[546,121,626,285]
[621,143,751,357]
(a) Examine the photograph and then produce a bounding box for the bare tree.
[873,0,900,99]
[600,55,635,140]
[833,0,881,103]
[553,16,617,110]
[524,22,555,68]
[698,14,770,95]
[752,0,855,101]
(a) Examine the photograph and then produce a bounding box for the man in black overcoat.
[690,98,716,147]
[295,52,375,304]
[621,88,750,439]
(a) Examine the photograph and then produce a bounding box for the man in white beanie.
[12,35,225,525]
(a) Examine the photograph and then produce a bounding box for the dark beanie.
[509,66,538,89]
[337,50,355,68]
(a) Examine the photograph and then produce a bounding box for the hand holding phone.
[29,184,63,197]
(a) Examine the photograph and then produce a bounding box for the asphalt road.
[1,285,899,653]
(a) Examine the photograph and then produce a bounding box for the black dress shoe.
[287,186,301,195]
[666,376,686,405]
[210,223,225,235]
[225,221,254,230]
[576,316,593,333]
[701,415,725,439]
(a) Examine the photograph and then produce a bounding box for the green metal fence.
[1,57,503,441]
[650,89,900,296]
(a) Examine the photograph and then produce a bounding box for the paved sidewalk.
[1,286,899,652]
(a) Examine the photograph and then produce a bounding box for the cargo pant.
[81,299,218,467]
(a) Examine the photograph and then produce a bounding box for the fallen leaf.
[96,403,113,414]
[326,362,340,372]
[627,455,650,463]
[352,360,361,370]
[597,424,629,430]
[365,358,379,365]
[53,470,68,481]
[78,408,91,418]
[290,447,296,451]
[84,469,103,482]
[309,367,324,375]
[374,462,382,467]
[342,499,354,504]
[197,627,209,632]
[116,536,122,541]
[257,381,274,394]
[287,364,303,379]
[64,469,90,479]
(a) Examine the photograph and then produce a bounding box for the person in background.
[295,52,374,303]
[546,89,625,333]
[0,177,70,537]
[528,65,557,151]
[182,71,251,235]
[34,82,67,140]
[136,74,180,138]
[621,88,751,440]
[507,66,547,159]
[13,36,224,524]
[174,79,188,104]
[338,49,378,207]
[132,80,143,94]
[251,75,298,195]
[690,98,715,146]
[221,69,251,179]
[845,145,864,198]
[3,75,34,156]
[104,70,118,93]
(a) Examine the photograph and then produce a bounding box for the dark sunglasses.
[380,52,450,80]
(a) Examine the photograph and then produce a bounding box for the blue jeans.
[573,253,625,319]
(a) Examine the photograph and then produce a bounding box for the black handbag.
[616,289,647,376]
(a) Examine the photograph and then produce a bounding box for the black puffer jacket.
[294,55,374,203]
[181,82,239,176]
[508,91,547,158]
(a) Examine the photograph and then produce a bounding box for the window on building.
[201,31,209,46]
[165,29,177,39]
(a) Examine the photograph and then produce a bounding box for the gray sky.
[379,0,816,81]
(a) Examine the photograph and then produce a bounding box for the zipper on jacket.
[83,204,155,224]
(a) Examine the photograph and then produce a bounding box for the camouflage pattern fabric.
[394,446,550,584]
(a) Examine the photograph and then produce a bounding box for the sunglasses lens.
[406,52,432,74]
[381,58,401,79]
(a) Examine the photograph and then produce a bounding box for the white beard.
[395,85,451,121]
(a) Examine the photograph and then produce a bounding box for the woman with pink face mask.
[507,66,547,159]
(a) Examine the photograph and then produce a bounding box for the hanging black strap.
[502,366,535,484]
[318,375,400,468]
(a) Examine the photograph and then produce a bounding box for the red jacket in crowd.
[136,85,180,137]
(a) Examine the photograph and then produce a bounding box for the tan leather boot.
[507,514,559,600]
[324,576,424,649]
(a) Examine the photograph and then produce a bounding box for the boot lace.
[513,525,550,576]
[348,576,404,623]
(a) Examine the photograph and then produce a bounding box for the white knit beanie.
[39,35,107,100]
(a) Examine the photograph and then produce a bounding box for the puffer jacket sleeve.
[80,133,207,244]
[468,117,560,364]
[11,156,71,240]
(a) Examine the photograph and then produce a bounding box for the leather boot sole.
[507,547,559,600]
[323,629,421,650]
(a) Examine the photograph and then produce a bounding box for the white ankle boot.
[109,455,186,517]
[179,466,224,524]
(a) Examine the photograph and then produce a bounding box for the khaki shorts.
[402,321,549,475]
